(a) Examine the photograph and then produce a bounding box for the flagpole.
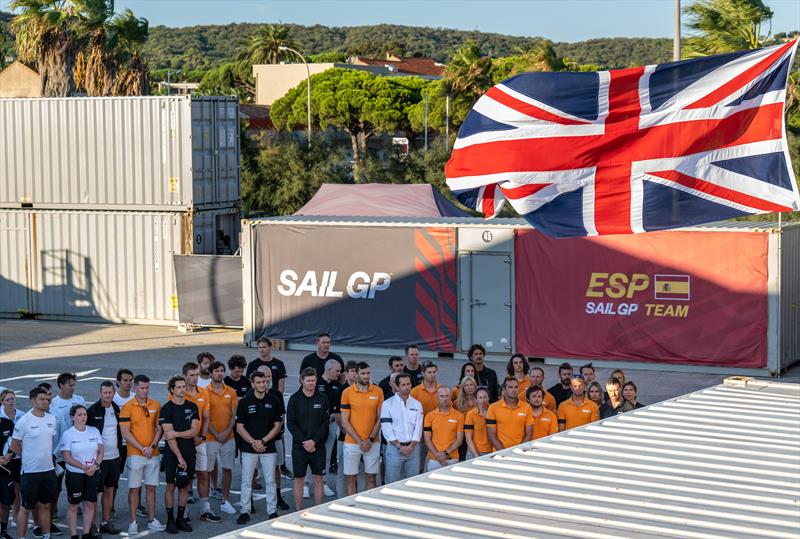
[674,0,681,61]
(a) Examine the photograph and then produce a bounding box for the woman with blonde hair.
[586,381,604,408]
[451,363,477,402]
[453,376,478,414]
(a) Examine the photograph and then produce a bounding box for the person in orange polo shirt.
[119,375,164,534]
[423,387,464,471]
[557,377,600,431]
[528,366,557,412]
[464,387,493,458]
[506,354,531,400]
[486,377,534,451]
[526,385,558,439]
[340,362,383,496]
[410,361,441,472]
[205,361,238,515]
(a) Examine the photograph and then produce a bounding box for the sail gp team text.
[584,273,689,318]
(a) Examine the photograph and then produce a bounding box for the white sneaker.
[127,522,138,535]
[219,500,237,514]
[302,485,310,499]
[323,485,335,497]
[147,519,166,532]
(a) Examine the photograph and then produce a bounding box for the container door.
[0,211,35,315]
[468,252,513,354]
[191,99,215,206]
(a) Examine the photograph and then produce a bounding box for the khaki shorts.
[127,455,160,488]
[343,442,380,476]
[206,439,235,471]
[195,442,208,472]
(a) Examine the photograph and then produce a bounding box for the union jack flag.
[445,41,800,237]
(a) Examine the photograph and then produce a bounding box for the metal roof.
[216,377,800,539]
[245,214,799,232]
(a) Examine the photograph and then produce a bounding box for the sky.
[3,0,798,42]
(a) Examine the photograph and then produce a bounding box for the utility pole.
[445,94,450,150]
[424,91,429,151]
[674,0,681,61]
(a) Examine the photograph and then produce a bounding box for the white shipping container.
[0,96,240,210]
[0,208,239,324]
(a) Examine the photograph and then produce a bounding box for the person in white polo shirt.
[10,387,58,539]
[379,373,423,484]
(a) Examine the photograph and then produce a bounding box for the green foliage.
[196,61,254,101]
[240,131,352,216]
[237,23,297,64]
[308,50,349,63]
[554,38,672,68]
[682,0,773,57]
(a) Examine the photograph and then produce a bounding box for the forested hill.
[143,23,673,70]
[0,13,672,71]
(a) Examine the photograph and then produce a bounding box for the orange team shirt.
[185,387,209,434]
[486,399,534,449]
[423,407,464,460]
[450,386,460,402]
[340,384,384,444]
[410,383,441,416]
[532,408,559,440]
[119,398,161,457]
[557,398,600,430]
[206,384,238,442]
[464,408,493,454]
[543,390,557,412]
[516,377,532,400]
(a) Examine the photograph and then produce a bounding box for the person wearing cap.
[486,377,534,451]
[557,377,600,431]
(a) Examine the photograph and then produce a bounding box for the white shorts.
[206,439,235,471]
[426,458,458,472]
[343,442,381,476]
[127,455,160,488]
[195,442,208,472]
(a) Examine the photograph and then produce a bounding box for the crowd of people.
[0,333,646,539]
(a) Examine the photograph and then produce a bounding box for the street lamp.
[166,69,180,95]
[278,45,312,148]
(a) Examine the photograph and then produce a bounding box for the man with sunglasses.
[119,375,165,534]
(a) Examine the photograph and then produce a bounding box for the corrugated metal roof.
[216,377,800,539]
[246,214,799,232]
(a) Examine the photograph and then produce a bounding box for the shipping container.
[241,216,800,376]
[216,377,800,539]
[0,208,239,324]
[0,96,240,211]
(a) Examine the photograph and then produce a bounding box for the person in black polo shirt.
[314,360,341,497]
[235,371,283,525]
[300,333,344,381]
[246,338,287,395]
[86,381,123,536]
[253,365,289,511]
[159,376,199,534]
[403,345,424,387]
[548,362,574,407]
[224,356,252,399]
[287,368,329,510]
[379,357,405,400]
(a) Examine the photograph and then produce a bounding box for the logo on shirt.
[447,419,457,423]
[313,404,322,409]
[517,412,526,416]
[368,396,377,400]
[581,409,591,413]
[541,418,551,422]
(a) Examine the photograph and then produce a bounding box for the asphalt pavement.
[0,319,797,539]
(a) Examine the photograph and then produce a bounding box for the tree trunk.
[348,130,361,182]
[39,27,77,97]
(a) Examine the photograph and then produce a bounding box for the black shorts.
[9,459,21,483]
[98,457,122,490]
[65,470,99,504]
[0,475,14,506]
[163,451,195,489]
[292,445,326,477]
[20,471,57,509]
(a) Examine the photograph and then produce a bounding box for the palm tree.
[238,23,298,64]
[110,8,148,95]
[442,41,492,102]
[74,0,116,96]
[513,38,565,72]
[682,0,773,57]
[11,0,80,96]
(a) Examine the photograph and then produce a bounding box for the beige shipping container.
[0,208,239,324]
[0,96,240,211]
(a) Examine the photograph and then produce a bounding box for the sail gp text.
[583,273,689,318]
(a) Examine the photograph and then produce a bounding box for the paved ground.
[0,319,798,539]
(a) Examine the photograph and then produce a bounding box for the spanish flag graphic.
[654,275,690,301]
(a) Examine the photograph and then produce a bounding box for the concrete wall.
[0,61,41,98]
[252,63,334,106]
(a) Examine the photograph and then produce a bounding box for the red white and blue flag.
[445,41,800,237]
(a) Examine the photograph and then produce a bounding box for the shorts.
[343,442,381,476]
[65,470,99,504]
[98,457,122,490]
[206,439,235,471]
[426,458,458,472]
[292,444,326,477]
[163,451,196,489]
[0,475,14,505]
[126,455,160,488]
[20,470,57,509]
[195,442,208,472]
[9,459,21,483]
